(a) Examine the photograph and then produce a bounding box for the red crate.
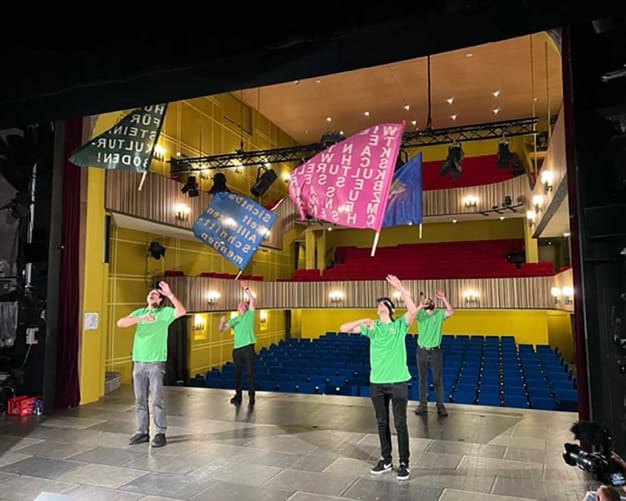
[8,395,39,416]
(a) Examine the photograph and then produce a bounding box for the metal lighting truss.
[169,117,538,175]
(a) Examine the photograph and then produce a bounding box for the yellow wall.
[296,308,570,347]
[187,309,286,377]
[547,311,573,362]
[326,218,524,250]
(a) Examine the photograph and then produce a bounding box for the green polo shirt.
[417,309,447,348]
[359,316,411,384]
[227,308,256,349]
[130,306,176,362]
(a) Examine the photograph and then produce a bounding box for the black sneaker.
[151,433,166,448]
[413,405,427,416]
[397,462,410,480]
[230,394,242,405]
[128,432,149,445]
[437,404,448,417]
[370,458,392,474]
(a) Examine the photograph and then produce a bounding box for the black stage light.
[439,143,464,179]
[496,139,517,168]
[209,172,230,194]
[148,241,166,259]
[251,166,277,197]
[181,176,199,197]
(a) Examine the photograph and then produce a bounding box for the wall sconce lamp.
[174,203,191,221]
[463,289,480,304]
[526,210,536,228]
[551,287,561,304]
[329,290,345,303]
[153,144,166,161]
[540,170,553,194]
[463,195,478,209]
[207,290,221,305]
[532,194,544,214]
[393,290,405,306]
[259,310,268,326]
[193,314,205,331]
[562,286,573,305]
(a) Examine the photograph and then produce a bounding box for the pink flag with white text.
[288,123,404,231]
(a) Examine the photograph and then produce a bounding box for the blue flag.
[382,152,423,227]
[192,192,277,270]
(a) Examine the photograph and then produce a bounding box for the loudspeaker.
[251,167,277,197]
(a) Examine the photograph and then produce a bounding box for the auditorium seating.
[189,333,578,411]
[284,239,555,281]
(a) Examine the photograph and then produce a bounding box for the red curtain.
[55,118,82,408]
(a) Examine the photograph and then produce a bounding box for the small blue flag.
[382,152,423,227]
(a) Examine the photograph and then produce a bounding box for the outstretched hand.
[158,281,173,298]
[240,280,249,290]
[386,274,403,290]
[435,290,446,300]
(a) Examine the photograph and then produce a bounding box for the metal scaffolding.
[169,117,538,175]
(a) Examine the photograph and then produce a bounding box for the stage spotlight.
[181,176,199,197]
[496,139,517,168]
[209,172,231,194]
[251,166,277,197]
[148,241,166,259]
[439,142,464,179]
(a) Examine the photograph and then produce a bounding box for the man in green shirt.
[414,290,454,417]
[117,280,186,448]
[219,280,257,406]
[340,274,417,481]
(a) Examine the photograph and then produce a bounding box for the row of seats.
[189,333,578,411]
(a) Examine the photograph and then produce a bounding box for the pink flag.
[288,123,405,231]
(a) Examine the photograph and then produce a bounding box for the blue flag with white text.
[382,152,423,227]
[192,192,277,270]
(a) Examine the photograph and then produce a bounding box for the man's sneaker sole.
[397,472,410,480]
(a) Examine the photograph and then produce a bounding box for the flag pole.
[370,231,380,257]
[138,171,148,191]
[419,223,423,240]
[235,270,243,280]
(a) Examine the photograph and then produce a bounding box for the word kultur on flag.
[192,192,277,271]
[69,103,167,172]
[288,123,404,231]
[382,152,423,227]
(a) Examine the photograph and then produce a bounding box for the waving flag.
[69,103,167,172]
[288,123,404,231]
[382,152,423,227]
[192,192,277,271]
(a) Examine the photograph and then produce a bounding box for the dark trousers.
[416,346,444,406]
[233,344,255,397]
[370,382,410,465]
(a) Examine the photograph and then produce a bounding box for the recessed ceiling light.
[403,104,410,111]
[447,97,454,104]
[339,130,344,136]
[326,117,332,122]
[411,120,417,126]
[493,90,501,97]
[315,79,321,84]
[450,114,457,120]
[493,108,500,115]
[533,97,538,102]
[293,80,300,85]
[465,53,473,58]
[364,111,370,117]
[305,130,309,134]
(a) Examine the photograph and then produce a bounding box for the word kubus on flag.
[192,192,277,271]
[288,123,405,232]
[69,103,167,172]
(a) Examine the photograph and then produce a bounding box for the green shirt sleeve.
[359,323,373,338]
[129,308,145,317]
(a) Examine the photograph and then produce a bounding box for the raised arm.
[436,290,454,318]
[241,280,255,309]
[339,318,374,333]
[159,281,187,318]
[219,315,230,333]
[117,312,153,328]
[386,274,418,326]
